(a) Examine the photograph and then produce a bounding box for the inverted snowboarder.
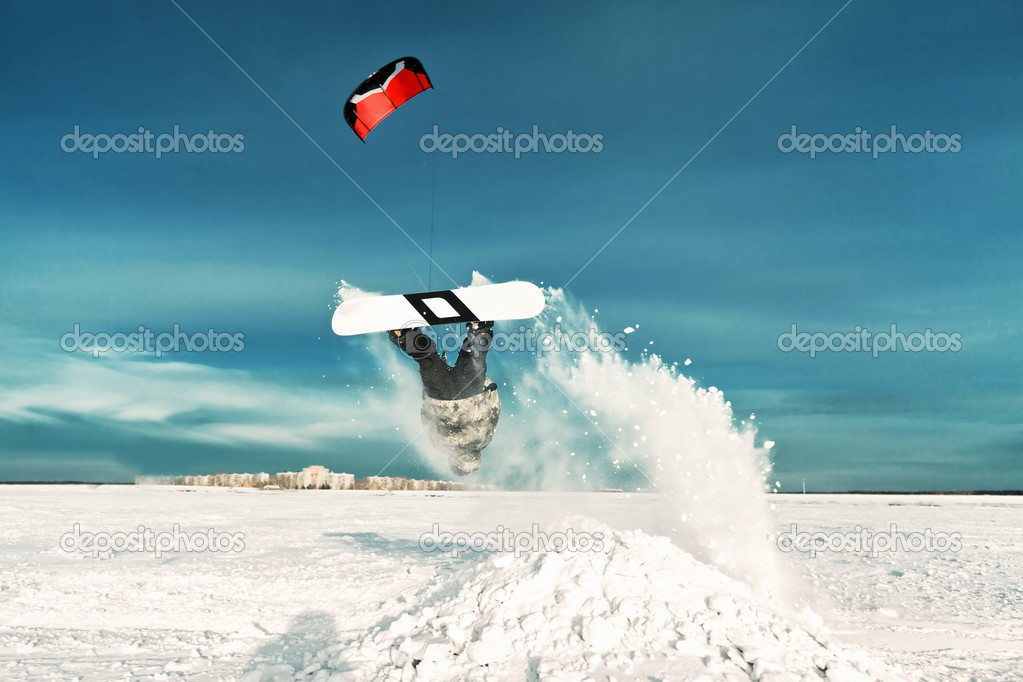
[332,280,543,474]
[388,322,499,476]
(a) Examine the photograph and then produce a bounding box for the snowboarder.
[387,322,499,476]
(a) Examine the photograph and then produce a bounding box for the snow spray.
[341,274,782,597]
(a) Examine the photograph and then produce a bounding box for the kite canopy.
[344,57,433,141]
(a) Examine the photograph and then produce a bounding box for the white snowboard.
[331,281,545,336]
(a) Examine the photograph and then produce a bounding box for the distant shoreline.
[0,481,135,485]
[783,490,1023,495]
[0,481,1021,495]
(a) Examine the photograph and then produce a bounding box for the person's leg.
[388,328,456,400]
[416,354,456,400]
[452,321,493,397]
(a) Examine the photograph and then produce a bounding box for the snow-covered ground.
[0,486,1019,680]
[772,493,1023,681]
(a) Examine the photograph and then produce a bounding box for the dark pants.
[389,324,493,401]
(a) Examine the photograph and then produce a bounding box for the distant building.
[141,466,491,491]
[295,465,354,490]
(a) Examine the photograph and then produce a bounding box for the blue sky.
[1,1,1020,490]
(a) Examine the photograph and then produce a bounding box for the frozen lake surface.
[0,486,1019,680]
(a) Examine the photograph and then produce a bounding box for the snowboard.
[331,281,545,336]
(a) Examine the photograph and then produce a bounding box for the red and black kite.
[344,57,433,141]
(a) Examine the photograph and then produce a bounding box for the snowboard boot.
[389,327,435,360]
[463,321,494,354]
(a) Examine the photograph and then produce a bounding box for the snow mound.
[246,522,909,682]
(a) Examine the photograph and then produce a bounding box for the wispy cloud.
[0,328,401,453]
